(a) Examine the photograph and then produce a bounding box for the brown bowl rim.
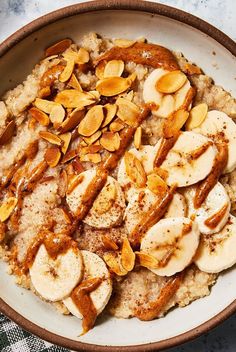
[0,1,235,351]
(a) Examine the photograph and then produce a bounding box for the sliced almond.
[102,235,119,251]
[0,120,16,146]
[45,39,72,57]
[55,90,95,109]
[44,147,61,167]
[78,105,104,137]
[88,90,100,101]
[109,120,124,132]
[121,238,135,272]
[147,173,168,195]
[95,61,106,79]
[116,97,140,127]
[40,64,65,88]
[39,131,63,146]
[103,252,128,276]
[156,70,187,94]
[96,76,132,97]
[38,86,51,98]
[104,60,124,78]
[34,98,60,114]
[185,103,208,130]
[134,126,142,150]
[126,90,134,101]
[61,149,79,163]
[100,132,120,152]
[25,140,39,160]
[29,107,50,126]
[80,140,88,147]
[59,59,74,83]
[63,47,89,65]
[0,197,17,222]
[83,130,102,145]
[49,104,65,128]
[71,158,84,174]
[101,104,117,127]
[153,167,169,181]
[80,153,101,164]
[67,174,84,195]
[135,251,159,269]
[163,109,189,138]
[93,182,117,214]
[114,38,136,48]
[59,132,72,154]
[59,169,68,197]
[124,151,147,188]
[59,108,85,133]
[67,74,83,91]
[79,144,102,156]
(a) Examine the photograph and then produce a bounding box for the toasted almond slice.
[40,64,65,88]
[153,167,169,181]
[49,104,65,128]
[0,120,16,146]
[0,197,17,222]
[96,76,131,97]
[135,251,159,269]
[184,63,202,75]
[44,147,61,167]
[109,120,124,132]
[95,61,106,79]
[103,252,128,276]
[67,174,84,195]
[78,105,104,137]
[29,107,50,127]
[72,158,84,174]
[39,131,63,146]
[147,173,168,195]
[80,140,88,146]
[59,132,72,154]
[38,86,51,98]
[59,169,68,197]
[163,109,189,138]
[134,126,142,150]
[62,149,79,163]
[55,90,95,109]
[93,181,117,214]
[101,104,117,128]
[126,90,134,101]
[124,151,147,188]
[34,98,60,114]
[59,59,75,83]
[79,144,102,156]
[77,47,90,64]
[116,97,140,127]
[102,235,119,251]
[100,132,120,152]
[114,38,136,48]
[104,60,125,78]
[88,90,100,101]
[59,108,85,134]
[67,74,83,91]
[80,153,101,164]
[156,70,187,94]
[45,39,72,57]
[121,238,135,272]
[83,130,102,145]
[185,103,208,130]
[28,117,37,130]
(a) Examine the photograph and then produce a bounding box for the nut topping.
[101,104,117,128]
[45,39,72,57]
[78,105,104,137]
[39,131,63,146]
[116,97,140,127]
[59,132,72,154]
[80,153,101,164]
[96,76,133,97]
[49,104,65,128]
[93,182,117,214]
[67,74,83,91]
[34,98,60,114]
[121,238,135,272]
[100,132,120,152]
[0,197,18,222]
[55,90,96,109]
[59,59,75,83]
[0,120,16,146]
[83,131,102,145]
[59,108,85,133]
[114,39,136,48]
[135,251,159,269]
[163,109,189,138]
[104,60,124,78]
[103,252,128,276]
[29,107,50,126]
[185,103,208,130]
[156,70,187,93]
[134,126,142,150]
[44,147,61,167]
[147,173,168,195]
[124,151,147,188]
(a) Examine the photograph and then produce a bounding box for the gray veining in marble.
[0,0,235,351]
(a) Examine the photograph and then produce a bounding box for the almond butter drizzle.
[204,204,229,229]
[194,142,228,208]
[40,64,65,88]
[134,272,184,321]
[95,42,179,71]
[71,277,102,335]
[187,141,212,160]
[154,134,180,167]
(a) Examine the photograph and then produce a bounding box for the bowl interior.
[0,8,236,349]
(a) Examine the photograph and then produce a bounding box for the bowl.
[0,1,235,351]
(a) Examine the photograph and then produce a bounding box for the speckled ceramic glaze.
[0,1,235,351]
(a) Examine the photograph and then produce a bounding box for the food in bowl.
[0,32,236,334]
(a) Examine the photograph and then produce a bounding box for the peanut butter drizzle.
[204,204,229,229]
[154,134,180,168]
[95,42,179,71]
[130,185,177,248]
[134,272,184,321]
[194,142,228,208]
[71,277,102,335]
[188,141,212,160]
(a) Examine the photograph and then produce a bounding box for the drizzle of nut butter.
[204,204,229,229]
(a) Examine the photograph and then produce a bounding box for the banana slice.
[140,217,200,276]
[66,170,125,228]
[143,69,192,118]
[124,189,187,234]
[195,215,236,273]
[30,243,83,302]
[157,131,217,187]
[192,110,236,173]
[184,182,230,235]
[63,250,112,318]
[118,145,158,200]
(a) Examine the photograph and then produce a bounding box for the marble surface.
[0,0,235,351]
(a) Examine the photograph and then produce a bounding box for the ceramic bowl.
[0,1,235,351]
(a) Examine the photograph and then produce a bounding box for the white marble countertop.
[0,0,235,351]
